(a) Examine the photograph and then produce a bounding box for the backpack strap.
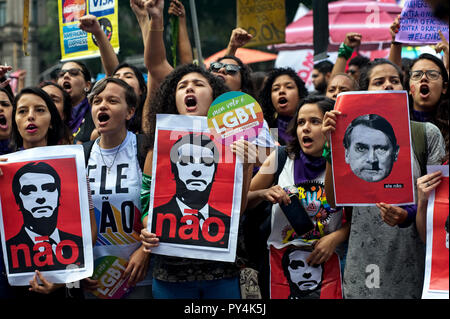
[82,134,147,170]
[273,145,289,185]
[82,140,95,167]
[410,121,427,176]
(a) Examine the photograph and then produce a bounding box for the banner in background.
[396,0,449,45]
[422,165,449,299]
[58,0,119,61]
[237,0,285,47]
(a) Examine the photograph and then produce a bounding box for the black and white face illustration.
[343,114,399,183]
[18,173,59,219]
[286,249,322,292]
[169,133,220,210]
[175,143,216,192]
[12,162,62,236]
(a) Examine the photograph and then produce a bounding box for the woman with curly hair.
[140,63,256,299]
[258,67,308,145]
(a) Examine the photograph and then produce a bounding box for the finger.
[439,30,448,44]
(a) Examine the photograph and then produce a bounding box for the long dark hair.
[258,67,308,128]
[147,64,229,150]
[286,95,335,159]
[10,87,65,151]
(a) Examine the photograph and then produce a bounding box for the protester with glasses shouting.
[405,53,449,155]
[56,61,95,144]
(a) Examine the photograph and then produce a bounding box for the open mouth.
[26,123,38,133]
[62,81,72,92]
[419,84,430,98]
[98,113,110,124]
[302,136,313,146]
[278,97,288,106]
[185,95,198,111]
[0,115,7,130]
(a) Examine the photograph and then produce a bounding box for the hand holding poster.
[0,145,93,286]
[330,91,415,205]
[395,0,449,45]
[58,0,119,61]
[147,114,243,262]
[422,165,449,299]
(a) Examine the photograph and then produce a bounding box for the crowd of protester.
[0,0,448,300]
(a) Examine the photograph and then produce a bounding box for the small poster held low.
[330,91,415,206]
[422,165,449,299]
[0,145,93,286]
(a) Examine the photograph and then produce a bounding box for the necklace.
[99,138,124,174]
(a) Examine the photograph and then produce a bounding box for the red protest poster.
[423,165,449,298]
[330,91,414,205]
[148,115,242,262]
[0,145,93,286]
[269,245,342,299]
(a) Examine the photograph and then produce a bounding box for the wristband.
[322,142,332,164]
[338,42,353,60]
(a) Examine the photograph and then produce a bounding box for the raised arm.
[435,30,449,76]
[388,15,402,68]
[168,0,193,65]
[224,27,253,57]
[78,14,119,76]
[331,32,362,78]
[142,0,174,90]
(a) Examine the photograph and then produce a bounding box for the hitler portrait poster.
[330,91,415,205]
[422,165,449,299]
[0,145,93,286]
[148,114,243,262]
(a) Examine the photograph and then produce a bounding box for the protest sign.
[148,114,242,262]
[0,145,93,286]
[422,165,449,299]
[207,91,264,146]
[58,0,119,61]
[330,91,415,205]
[237,0,285,47]
[269,245,342,299]
[395,0,449,45]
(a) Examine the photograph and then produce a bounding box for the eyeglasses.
[209,62,241,75]
[409,70,441,81]
[57,68,84,78]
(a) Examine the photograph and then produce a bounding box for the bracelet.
[322,142,332,164]
[338,42,353,60]
[391,40,401,45]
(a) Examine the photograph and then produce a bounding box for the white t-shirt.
[267,157,343,250]
[87,131,151,286]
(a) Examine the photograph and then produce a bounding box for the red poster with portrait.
[330,91,415,205]
[269,245,342,299]
[148,114,243,262]
[422,165,449,299]
[0,145,93,286]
